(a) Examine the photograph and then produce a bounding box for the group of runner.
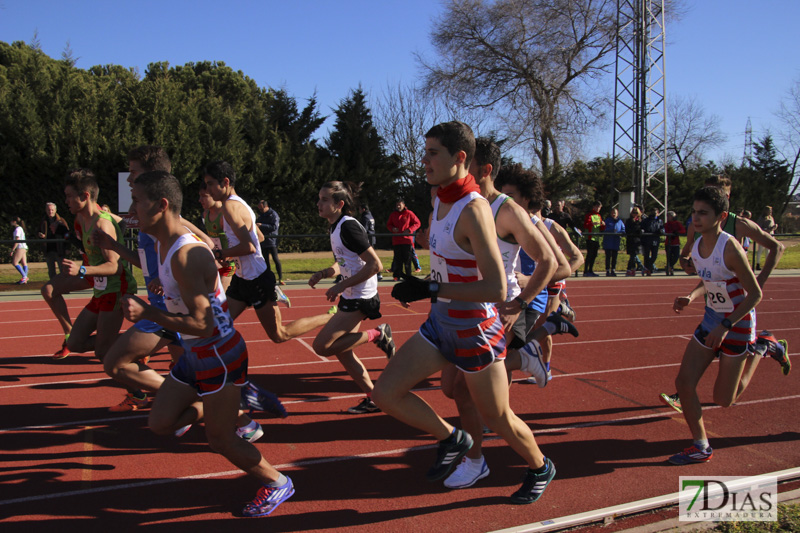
[33,122,790,518]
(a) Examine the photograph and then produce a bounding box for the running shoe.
[241,382,288,418]
[236,421,264,443]
[278,279,286,286]
[109,392,151,412]
[375,323,396,359]
[52,341,70,360]
[16,277,28,284]
[242,476,295,517]
[347,397,380,414]
[427,428,473,481]
[525,371,552,386]
[275,286,291,308]
[660,392,682,414]
[174,424,192,437]
[327,305,338,315]
[557,302,576,322]
[444,456,490,489]
[756,331,790,375]
[519,340,549,389]
[668,445,713,465]
[510,457,556,504]
[626,270,635,277]
[546,313,579,337]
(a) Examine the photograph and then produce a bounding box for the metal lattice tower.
[743,117,753,164]
[612,0,668,213]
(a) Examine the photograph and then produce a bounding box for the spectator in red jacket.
[663,211,685,276]
[582,201,605,277]
[386,198,421,280]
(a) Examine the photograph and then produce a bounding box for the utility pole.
[612,0,668,214]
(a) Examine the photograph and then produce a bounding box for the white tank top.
[222,195,267,280]
[330,215,378,300]
[692,231,744,314]
[158,232,234,341]
[429,192,496,327]
[490,194,521,300]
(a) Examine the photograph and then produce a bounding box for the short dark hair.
[128,146,172,173]
[65,168,99,201]
[694,185,729,215]
[705,173,731,190]
[135,171,183,214]
[425,121,476,168]
[495,163,545,212]
[203,160,237,188]
[473,137,501,179]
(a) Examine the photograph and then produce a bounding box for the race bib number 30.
[431,253,451,303]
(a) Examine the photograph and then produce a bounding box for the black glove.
[391,274,432,303]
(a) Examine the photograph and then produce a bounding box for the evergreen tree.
[733,135,792,218]
[325,88,402,241]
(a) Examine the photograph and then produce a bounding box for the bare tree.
[374,81,490,188]
[418,0,619,176]
[667,94,726,174]
[775,75,800,214]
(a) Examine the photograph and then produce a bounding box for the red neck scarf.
[436,173,481,203]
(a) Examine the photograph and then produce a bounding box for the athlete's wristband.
[721,318,733,330]
[429,281,440,304]
[78,265,86,279]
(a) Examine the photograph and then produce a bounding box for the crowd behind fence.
[2,231,797,269]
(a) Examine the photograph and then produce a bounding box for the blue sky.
[2,0,798,165]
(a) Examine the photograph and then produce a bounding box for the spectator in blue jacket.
[602,208,625,276]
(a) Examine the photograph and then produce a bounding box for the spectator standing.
[548,200,575,233]
[10,216,29,284]
[641,207,665,275]
[360,204,382,281]
[663,211,685,276]
[625,206,645,276]
[602,208,625,276]
[541,199,552,218]
[739,210,752,253]
[386,198,421,280]
[38,202,70,279]
[582,201,604,277]
[256,199,284,285]
[755,206,777,270]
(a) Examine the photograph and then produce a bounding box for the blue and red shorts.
[419,310,506,372]
[170,331,248,395]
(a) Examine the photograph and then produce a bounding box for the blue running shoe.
[242,382,288,418]
[668,445,713,465]
[510,457,556,504]
[242,476,295,517]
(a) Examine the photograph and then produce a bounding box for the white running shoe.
[444,456,490,489]
[519,340,549,388]
[275,286,291,308]
[236,421,265,443]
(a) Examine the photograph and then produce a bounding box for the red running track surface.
[0,276,798,531]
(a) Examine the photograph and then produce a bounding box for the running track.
[1,275,798,532]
